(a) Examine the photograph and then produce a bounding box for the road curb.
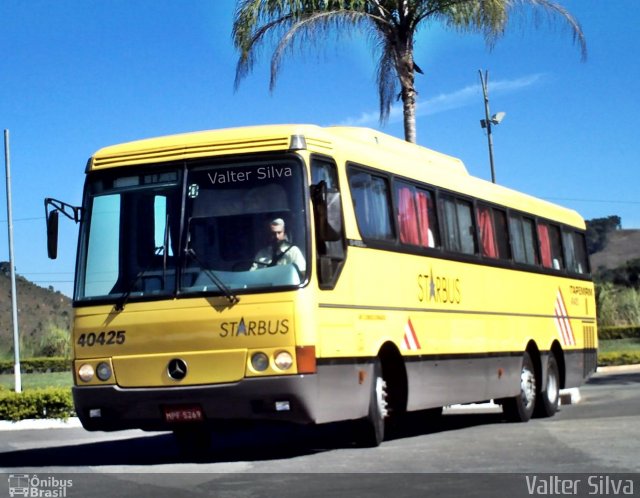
[560,387,581,405]
[0,417,81,432]
[596,364,640,374]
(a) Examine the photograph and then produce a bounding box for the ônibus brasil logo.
[8,474,73,497]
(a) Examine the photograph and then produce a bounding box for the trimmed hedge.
[598,326,640,340]
[0,357,71,375]
[597,351,640,367]
[0,387,75,421]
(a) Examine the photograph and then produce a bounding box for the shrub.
[0,357,71,375]
[0,387,74,421]
[38,325,71,359]
[598,351,640,367]
[598,326,640,340]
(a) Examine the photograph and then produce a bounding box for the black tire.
[502,351,536,423]
[355,359,387,447]
[534,354,560,418]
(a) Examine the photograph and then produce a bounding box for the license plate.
[163,405,204,423]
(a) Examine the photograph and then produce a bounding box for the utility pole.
[4,129,21,393]
[479,70,505,184]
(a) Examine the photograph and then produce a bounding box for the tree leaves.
[231,0,587,142]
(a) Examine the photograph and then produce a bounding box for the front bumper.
[73,374,318,432]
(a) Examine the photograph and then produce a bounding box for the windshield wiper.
[114,247,163,311]
[185,247,240,306]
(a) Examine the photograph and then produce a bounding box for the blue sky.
[1,1,639,297]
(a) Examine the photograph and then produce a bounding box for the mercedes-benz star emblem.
[167,358,188,380]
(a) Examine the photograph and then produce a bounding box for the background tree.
[586,215,621,254]
[596,282,640,327]
[233,0,587,143]
[38,324,71,358]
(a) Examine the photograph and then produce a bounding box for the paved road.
[0,367,638,497]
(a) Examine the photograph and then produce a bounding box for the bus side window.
[477,204,510,260]
[509,213,538,266]
[493,208,510,259]
[563,230,590,274]
[441,195,477,255]
[538,222,564,270]
[348,169,394,241]
[395,181,439,248]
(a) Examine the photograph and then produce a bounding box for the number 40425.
[77,330,126,347]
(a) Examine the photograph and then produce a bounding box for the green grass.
[599,338,640,354]
[597,338,640,367]
[0,371,73,391]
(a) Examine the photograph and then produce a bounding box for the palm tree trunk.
[397,38,417,143]
[401,86,417,144]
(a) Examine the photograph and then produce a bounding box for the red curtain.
[398,187,419,245]
[538,224,552,268]
[398,187,432,247]
[416,190,431,247]
[478,206,498,258]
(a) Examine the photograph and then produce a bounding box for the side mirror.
[311,181,342,242]
[46,209,59,259]
[324,190,343,241]
[44,197,82,260]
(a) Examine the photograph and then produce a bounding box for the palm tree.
[232,0,586,143]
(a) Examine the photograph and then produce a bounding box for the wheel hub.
[521,367,536,410]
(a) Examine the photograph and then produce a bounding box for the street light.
[479,70,506,184]
[481,111,506,128]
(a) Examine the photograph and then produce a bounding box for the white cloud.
[338,73,545,127]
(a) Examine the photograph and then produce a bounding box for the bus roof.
[88,124,585,229]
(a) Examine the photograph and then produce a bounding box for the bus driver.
[251,218,306,272]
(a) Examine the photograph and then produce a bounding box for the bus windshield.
[76,157,308,303]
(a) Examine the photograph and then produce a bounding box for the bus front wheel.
[501,351,536,423]
[355,359,388,447]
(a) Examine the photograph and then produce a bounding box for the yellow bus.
[45,124,597,447]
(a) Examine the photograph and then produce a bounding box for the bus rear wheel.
[501,351,536,423]
[355,359,388,447]
[535,354,560,418]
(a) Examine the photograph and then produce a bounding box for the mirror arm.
[44,197,82,223]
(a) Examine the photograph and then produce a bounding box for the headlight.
[251,352,269,372]
[96,362,112,381]
[274,351,293,370]
[78,364,95,382]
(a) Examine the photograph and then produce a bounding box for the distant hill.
[0,262,72,358]
[590,229,640,272]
